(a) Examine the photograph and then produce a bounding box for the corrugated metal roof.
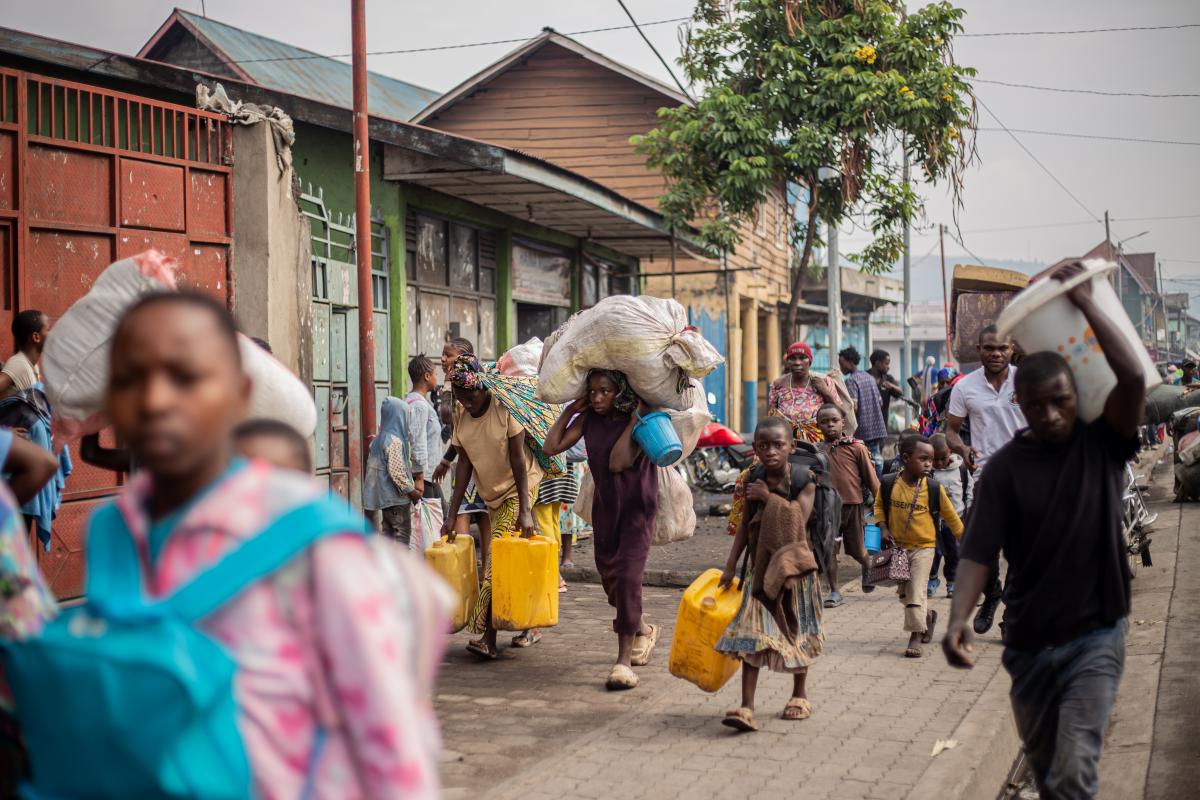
[174,10,439,122]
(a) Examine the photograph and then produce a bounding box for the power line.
[960,22,1200,38]
[975,97,1104,226]
[974,78,1200,99]
[227,16,692,64]
[957,214,1200,236]
[614,0,694,102]
[978,127,1200,147]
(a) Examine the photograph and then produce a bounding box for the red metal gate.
[0,68,233,598]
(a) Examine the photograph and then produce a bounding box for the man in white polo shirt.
[945,324,1026,635]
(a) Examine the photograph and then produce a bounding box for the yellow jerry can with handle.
[491,534,559,631]
[669,568,743,692]
[424,535,479,633]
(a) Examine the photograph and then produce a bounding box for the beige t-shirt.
[1,352,38,398]
[451,397,542,511]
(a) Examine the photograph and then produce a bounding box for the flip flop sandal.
[823,591,844,609]
[781,697,812,721]
[605,664,639,691]
[511,630,542,648]
[904,646,923,658]
[721,707,758,732]
[921,610,939,645]
[630,623,660,667]
[466,640,499,660]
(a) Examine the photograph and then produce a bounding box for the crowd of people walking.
[0,256,1156,800]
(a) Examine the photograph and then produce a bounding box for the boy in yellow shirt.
[873,435,964,657]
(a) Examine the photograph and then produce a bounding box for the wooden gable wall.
[422,41,792,303]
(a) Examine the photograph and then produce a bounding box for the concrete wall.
[230,122,312,381]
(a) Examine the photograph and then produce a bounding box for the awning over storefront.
[381,137,706,261]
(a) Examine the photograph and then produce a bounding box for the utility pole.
[939,224,952,365]
[351,0,377,463]
[827,220,841,364]
[901,149,912,426]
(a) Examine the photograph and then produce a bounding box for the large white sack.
[572,465,696,546]
[537,296,724,411]
[43,251,179,444]
[496,337,543,377]
[667,379,711,464]
[239,335,318,436]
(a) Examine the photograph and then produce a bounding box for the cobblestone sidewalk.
[435,576,1007,799]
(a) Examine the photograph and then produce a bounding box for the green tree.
[634,0,977,336]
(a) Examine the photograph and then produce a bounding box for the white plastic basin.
[996,259,1161,422]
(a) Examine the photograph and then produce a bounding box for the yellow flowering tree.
[634,0,976,336]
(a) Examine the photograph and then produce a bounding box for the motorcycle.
[684,420,754,493]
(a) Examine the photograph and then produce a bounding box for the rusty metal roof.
[140,9,439,122]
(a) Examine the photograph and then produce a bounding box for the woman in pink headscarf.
[727,341,840,536]
[767,341,839,444]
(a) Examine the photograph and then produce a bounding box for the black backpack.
[746,441,841,576]
[879,472,943,534]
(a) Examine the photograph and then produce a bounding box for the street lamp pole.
[901,149,912,426]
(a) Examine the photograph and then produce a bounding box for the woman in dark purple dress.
[543,369,659,690]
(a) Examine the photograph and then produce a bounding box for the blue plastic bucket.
[633,410,684,467]
[864,523,882,555]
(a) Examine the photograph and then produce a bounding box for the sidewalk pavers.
[436,573,1011,798]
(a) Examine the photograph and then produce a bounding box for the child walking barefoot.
[715,417,824,731]
[543,370,658,690]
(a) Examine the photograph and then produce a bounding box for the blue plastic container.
[633,410,684,467]
[864,523,882,555]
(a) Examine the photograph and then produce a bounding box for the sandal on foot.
[511,630,542,648]
[781,697,812,721]
[605,664,639,691]
[558,577,568,593]
[630,623,660,667]
[466,640,499,660]
[823,590,844,609]
[904,646,923,658]
[921,610,939,645]
[721,707,758,732]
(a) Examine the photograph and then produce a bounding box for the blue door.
[690,307,727,424]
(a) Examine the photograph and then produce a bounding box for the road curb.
[562,565,700,589]
[904,658,1020,800]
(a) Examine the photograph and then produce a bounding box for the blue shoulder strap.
[85,503,147,615]
[166,497,370,622]
[85,496,369,622]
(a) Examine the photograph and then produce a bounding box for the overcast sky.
[6,0,1198,302]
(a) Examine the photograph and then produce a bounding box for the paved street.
[435,446,1198,800]
[436,555,1008,799]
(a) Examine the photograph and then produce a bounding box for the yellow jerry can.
[424,536,479,633]
[668,568,743,692]
[491,534,559,631]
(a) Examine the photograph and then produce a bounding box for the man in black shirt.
[942,260,1145,800]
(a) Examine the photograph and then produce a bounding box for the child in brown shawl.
[716,417,824,732]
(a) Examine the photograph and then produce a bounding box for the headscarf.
[369,397,407,460]
[362,396,412,509]
[588,369,639,415]
[786,341,812,360]
[448,353,487,391]
[448,352,566,476]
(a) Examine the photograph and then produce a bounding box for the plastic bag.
[409,498,444,554]
[43,251,178,445]
[238,334,318,436]
[667,380,711,463]
[573,466,695,546]
[537,296,724,410]
[496,337,543,377]
[653,466,696,546]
